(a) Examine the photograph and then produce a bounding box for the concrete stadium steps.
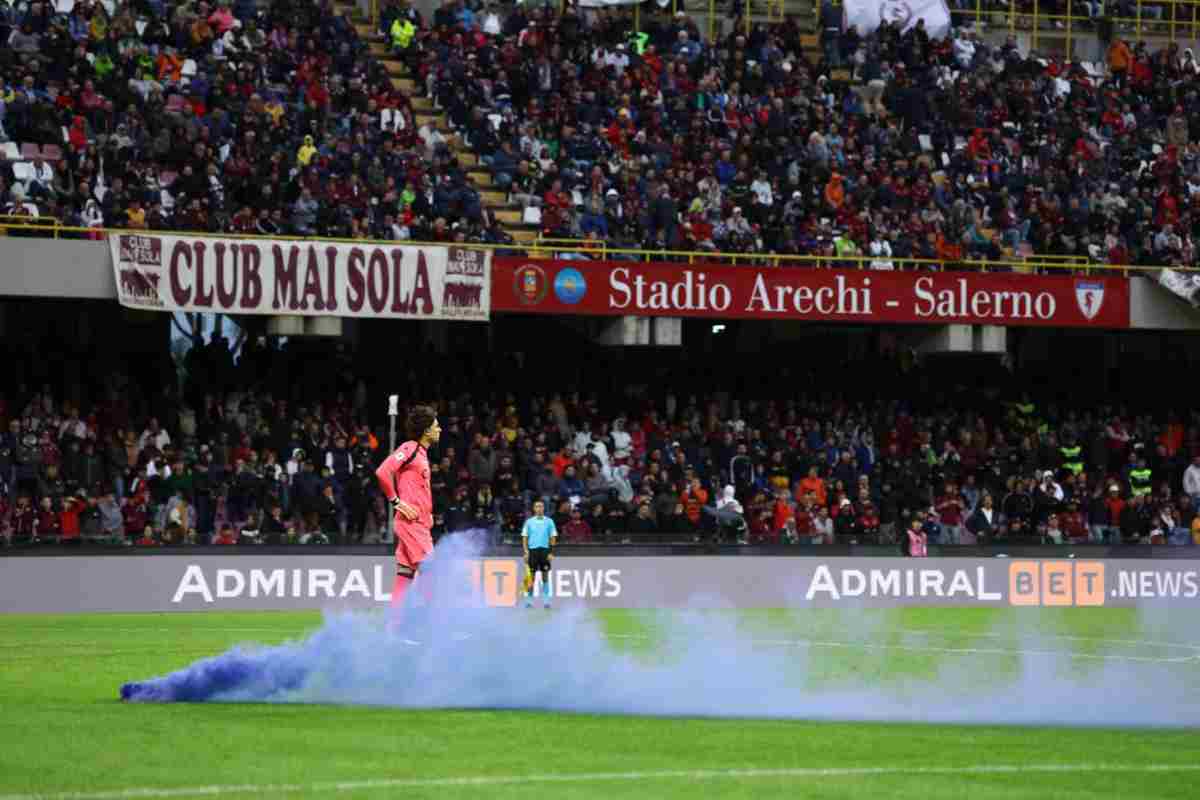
[357,9,565,243]
[354,27,529,238]
[493,209,524,225]
[414,112,451,133]
[467,169,494,187]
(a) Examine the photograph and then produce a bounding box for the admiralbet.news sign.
[493,259,1130,328]
[1,557,1197,613]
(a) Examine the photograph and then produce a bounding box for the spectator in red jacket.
[936,483,965,544]
[1062,500,1089,543]
[60,493,83,544]
[36,496,61,543]
[213,524,239,545]
[679,478,708,527]
[771,490,792,538]
[857,500,881,542]
[11,495,36,544]
[123,496,149,539]
[562,508,592,543]
[134,526,160,547]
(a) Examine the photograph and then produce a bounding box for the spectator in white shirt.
[481,8,501,35]
[598,44,629,75]
[610,418,632,460]
[58,412,87,442]
[869,230,894,269]
[146,456,172,480]
[27,156,54,193]
[750,173,773,206]
[139,418,171,451]
[81,198,104,227]
[1183,455,1200,511]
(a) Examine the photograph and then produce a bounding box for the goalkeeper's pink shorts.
[394,521,433,571]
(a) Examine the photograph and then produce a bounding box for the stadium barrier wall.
[3,236,1198,329]
[3,555,1198,613]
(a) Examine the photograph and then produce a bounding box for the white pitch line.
[14,623,1200,652]
[890,627,1200,652]
[4,763,1200,800]
[9,624,1200,653]
[8,626,1200,663]
[606,633,1200,664]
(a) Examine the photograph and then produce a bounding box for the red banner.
[493,259,1130,328]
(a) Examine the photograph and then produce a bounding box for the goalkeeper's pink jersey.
[375,441,433,530]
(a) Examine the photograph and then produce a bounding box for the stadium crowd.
[2,333,1200,549]
[2,0,1200,266]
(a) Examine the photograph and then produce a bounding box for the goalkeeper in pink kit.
[375,405,440,607]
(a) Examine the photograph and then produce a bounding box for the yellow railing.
[529,237,1127,273]
[949,0,1200,56]
[1,219,1194,274]
[0,214,62,228]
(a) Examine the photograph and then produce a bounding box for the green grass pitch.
[1,608,1198,799]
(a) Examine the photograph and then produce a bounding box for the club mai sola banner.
[109,234,491,320]
[493,259,1130,328]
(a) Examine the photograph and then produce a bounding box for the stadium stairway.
[338,2,540,243]
[339,2,842,244]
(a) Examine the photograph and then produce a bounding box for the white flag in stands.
[843,0,952,40]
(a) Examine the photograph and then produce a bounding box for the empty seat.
[41,144,63,161]
[20,143,40,159]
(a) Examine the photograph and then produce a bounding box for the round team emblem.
[553,268,588,305]
[513,264,548,306]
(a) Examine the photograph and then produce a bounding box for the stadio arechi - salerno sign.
[492,258,1130,329]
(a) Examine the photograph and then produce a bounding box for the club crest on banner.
[514,264,549,306]
[1074,280,1105,320]
[114,234,164,308]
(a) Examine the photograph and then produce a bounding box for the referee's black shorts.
[527,547,552,574]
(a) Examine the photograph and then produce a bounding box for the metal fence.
[1,219,1184,274]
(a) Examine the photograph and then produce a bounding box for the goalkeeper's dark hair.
[405,404,438,442]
